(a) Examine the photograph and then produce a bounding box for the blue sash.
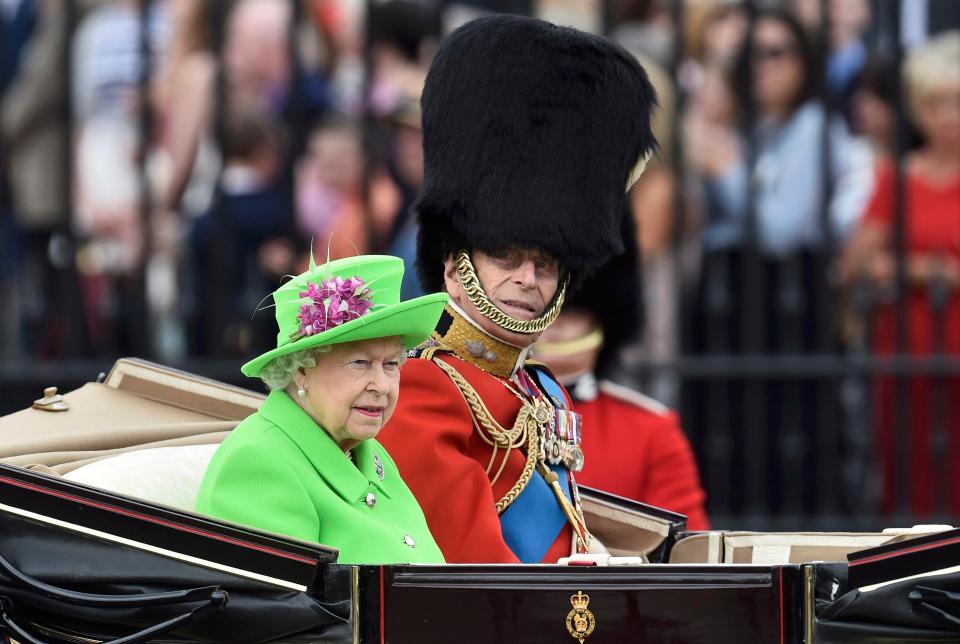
[499,368,572,562]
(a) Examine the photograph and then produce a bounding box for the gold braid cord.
[455,250,569,335]
[429,352,541,514]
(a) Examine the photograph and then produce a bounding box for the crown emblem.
[565,591,596,643]
[570,591,590,610]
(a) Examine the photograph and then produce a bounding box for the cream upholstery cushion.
[64,444,219,511]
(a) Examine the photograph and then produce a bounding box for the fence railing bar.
[645,0,687,407]
[206,0,231,355]
[842,281,875,517]
[842,359,871,513]
[860,283,880,515]
[890,0,911,517]
[779,254,806,516]
[360,0,380,253]
[929,278,950,516]
[816,298,841,514]
[61,0,89,360]
[813,0,844,518]
[815,0,836,264]
[739,0,769,518]
[703,251,734,514]
[136,0,155,357]
[659,354,960,377]
[286,0,306,239]
[601,0,615,36]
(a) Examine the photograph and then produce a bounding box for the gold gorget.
[431,304,528,379]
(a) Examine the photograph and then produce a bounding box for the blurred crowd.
[1,0,441,360]
[1,0,959,517]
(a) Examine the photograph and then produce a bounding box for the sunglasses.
[752,45,799,63]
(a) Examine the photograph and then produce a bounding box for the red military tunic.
[379,352,575,563]
[573,378,710,530]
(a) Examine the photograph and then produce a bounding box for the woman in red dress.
[843,32,960,517]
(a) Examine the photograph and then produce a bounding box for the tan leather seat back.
[0,359,261,474]
[669,529,953,564]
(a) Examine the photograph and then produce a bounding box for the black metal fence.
[1,0,959,532]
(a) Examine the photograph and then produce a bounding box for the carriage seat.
[64,444,219,511]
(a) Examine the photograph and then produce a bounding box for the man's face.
[443,248,561,348]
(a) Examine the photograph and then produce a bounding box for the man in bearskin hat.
[534,214,710,530]
[376,14,657,563]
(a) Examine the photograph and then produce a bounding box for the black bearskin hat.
[564,206,644,378]
[415,14,658,292]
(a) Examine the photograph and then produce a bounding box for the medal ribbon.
[520,368,591,553]
[515,370,583,468]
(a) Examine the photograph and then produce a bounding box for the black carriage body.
[0,462,810,643]
[0,462,350,643]
[356,564,804,644]
[3,458,960,643]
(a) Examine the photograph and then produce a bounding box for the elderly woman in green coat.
[196,255,448,564]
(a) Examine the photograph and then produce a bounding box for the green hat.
[241,255,448,378]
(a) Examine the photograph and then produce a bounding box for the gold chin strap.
[534,327,604,357]
[455,250,569,335]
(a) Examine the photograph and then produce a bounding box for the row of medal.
[514,369,585,473]
[541,407,585,472]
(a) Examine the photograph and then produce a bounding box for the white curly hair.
[259,345,332,391]
[905,31,960,117]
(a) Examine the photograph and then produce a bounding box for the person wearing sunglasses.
[690,7,872,259]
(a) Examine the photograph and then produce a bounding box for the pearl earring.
[297,386,306,398]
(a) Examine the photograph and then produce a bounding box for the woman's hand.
[863,251,960,290]
[906,254,960,289]
[840,220,960,291]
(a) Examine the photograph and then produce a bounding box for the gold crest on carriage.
[565,590,596,643]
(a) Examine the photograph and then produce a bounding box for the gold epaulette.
[421,347,540,514]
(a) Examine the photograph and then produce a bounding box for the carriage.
[0,359,956,643]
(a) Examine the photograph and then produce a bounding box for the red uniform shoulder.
[596,380,676,421]
[575,381,710,530]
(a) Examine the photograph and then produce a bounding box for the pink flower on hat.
[294,276,373,339]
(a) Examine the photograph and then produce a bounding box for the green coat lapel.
[257,390,391,502]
